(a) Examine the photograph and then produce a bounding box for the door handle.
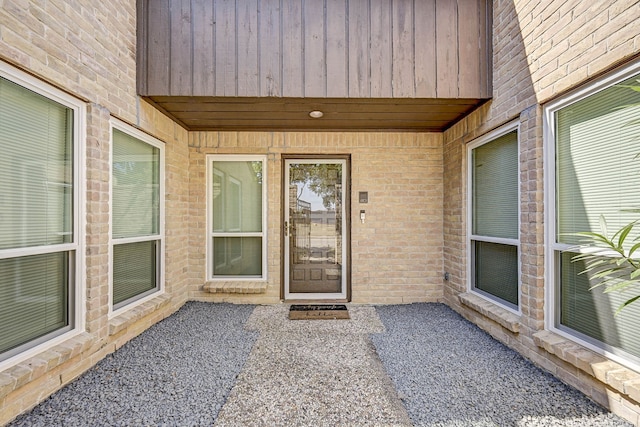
[284,221,289,236]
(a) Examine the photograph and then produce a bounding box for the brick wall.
[2,0,640,424]
[188,131,445,305]
[0,1,191,423]
[443,0,640,424]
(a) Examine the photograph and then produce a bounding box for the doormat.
[289,304,350,320]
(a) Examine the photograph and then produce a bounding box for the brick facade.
[0,1,189,424]
[1,0,640,424]
[188,132,444,305]
[443,1,640,424]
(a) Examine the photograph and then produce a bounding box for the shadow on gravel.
[8,302,257,427]
[372,303,632,427]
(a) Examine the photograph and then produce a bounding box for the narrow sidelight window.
[111,124,164,310]
[469,127,520,310]
[208,156,266,279]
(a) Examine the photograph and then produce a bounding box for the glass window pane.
[212,161,263,232]
[0,252,69,355]
[113,241,158,306]
[213,237,262,276]
[472,131,518,239]
[112,129,160,239]
[559,252,640,360]
[473,241,518,307]
[556,72,640,246]
[0,77,73,250]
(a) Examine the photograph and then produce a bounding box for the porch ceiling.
[145,96,485,132]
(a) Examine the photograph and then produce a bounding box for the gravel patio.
[8,302,633,426]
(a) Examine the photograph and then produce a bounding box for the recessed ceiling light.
[309,110,324,118]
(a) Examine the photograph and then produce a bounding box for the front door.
[284,158,348,300]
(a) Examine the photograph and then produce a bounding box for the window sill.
[533,330,640,403]
[0,332,94,400]
[459,292,520,333]
[109,294,172,336]
[203,281,267,294]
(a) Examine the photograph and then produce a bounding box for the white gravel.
[7,302,634,426]
[213,304,411,426]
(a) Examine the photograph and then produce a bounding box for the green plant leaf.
[629,242,640,257]
[601,280,636,293]
[591,269,618,279]
[568,213,640,315]
[599,215,608,237]
[615,295,640,315]
[574,231,614,247]
[618,85,640,92]
[616,257,630,266]
[615,221,637,248]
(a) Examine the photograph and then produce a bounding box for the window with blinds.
[208,156,266,279]
[550,66,640,366]
[111,125,163,310]
[469,128,520,309]
[0,74,78,360]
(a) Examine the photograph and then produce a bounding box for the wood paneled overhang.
[138,0,492,132]
[146,96,484,131]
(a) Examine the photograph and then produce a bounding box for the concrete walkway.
[214,305,412,426]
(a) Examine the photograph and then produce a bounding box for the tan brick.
[0,373,17,399]
[6,372,61,406]
[2,0,640,424]
[592,361,625,383]
[624,378,640,403]
[60,356,96,386]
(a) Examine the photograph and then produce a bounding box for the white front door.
[284,158,348,300]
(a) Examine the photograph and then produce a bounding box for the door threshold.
[284,299,349,304]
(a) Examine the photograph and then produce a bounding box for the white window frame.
[0,61,86,370]
[206,155,267,281]
[467,121,521,314]
[544,60,640,373]
[109,119,165,318]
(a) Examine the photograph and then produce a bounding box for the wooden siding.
[138,0,492,99]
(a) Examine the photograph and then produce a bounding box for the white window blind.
[0,77,73,250]
[470,129,519,309]
[0,253,69,354]
[556,77,640,247]
[472,131,519,239]
[0,76,74,358]
[554,70,640,363]
[559,252,640,359]
[473,241,518,306]
[112,129,160,239]
[113,241,157,305]
[112,128,161,308]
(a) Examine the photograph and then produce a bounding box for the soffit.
[146,97,485,132]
